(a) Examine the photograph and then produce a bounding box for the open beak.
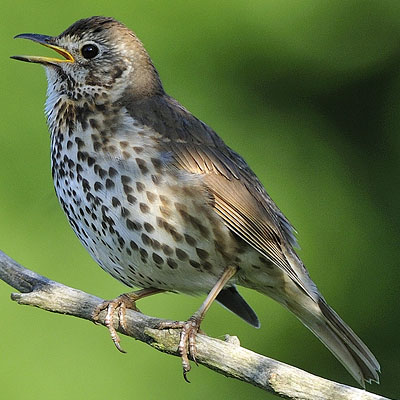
[11,33,74,65]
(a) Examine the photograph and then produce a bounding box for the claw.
[159,316,202,382]
[92,295,131,353]
[91,288,164,353]
[157,267,238,381]
[183,370,191,383]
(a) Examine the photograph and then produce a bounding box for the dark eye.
[81,44,99,59]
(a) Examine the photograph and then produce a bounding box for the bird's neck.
[46,86,162,164]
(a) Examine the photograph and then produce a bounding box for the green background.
[1,1,399,399]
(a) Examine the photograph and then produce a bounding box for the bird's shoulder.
[124,93,299,252]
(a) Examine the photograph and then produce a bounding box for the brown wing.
[125,94,307,293]
[168,141,309,290]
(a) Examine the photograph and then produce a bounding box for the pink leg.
[93,288,165,352]
[159,266,237,381]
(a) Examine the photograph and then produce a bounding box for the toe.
[92,295,135,353]
[92,300,110,322]
[158,318,202,380]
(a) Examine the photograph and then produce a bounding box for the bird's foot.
[92,288,164,353]
[157,267,238,381]
[92,293,140,353]
[159,315,204,382]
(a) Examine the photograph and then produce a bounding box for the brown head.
[12,16,164,102]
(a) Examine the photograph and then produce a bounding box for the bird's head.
[12,16,164,102]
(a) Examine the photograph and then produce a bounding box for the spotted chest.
[48,99,245,294]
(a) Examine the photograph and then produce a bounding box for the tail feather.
[216,286,260,328]
[288,296,380,387]
[317,298,380,385]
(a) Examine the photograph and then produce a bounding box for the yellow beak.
[11,33,74,64]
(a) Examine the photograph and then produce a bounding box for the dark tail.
[216,285,260,328]
[288,296,380,387]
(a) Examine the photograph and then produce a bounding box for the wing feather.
[124,94,305,292]
[166,141,310,295]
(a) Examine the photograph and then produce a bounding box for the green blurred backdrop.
[1,1,399,399]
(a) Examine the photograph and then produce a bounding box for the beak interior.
[11,33,74,64]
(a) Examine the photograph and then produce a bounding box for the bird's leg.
[159,265,237,382]
[92,288,165,352]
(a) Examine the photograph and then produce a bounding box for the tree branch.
[0,249,389,400]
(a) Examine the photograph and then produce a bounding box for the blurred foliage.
[1,1,399,399]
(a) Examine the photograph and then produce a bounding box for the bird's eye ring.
[81,43,99,59]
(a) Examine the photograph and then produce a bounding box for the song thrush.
[12,16,380,386]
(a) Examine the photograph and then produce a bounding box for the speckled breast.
[48,98,244,294]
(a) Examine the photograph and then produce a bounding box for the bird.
[12,16,380,387]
